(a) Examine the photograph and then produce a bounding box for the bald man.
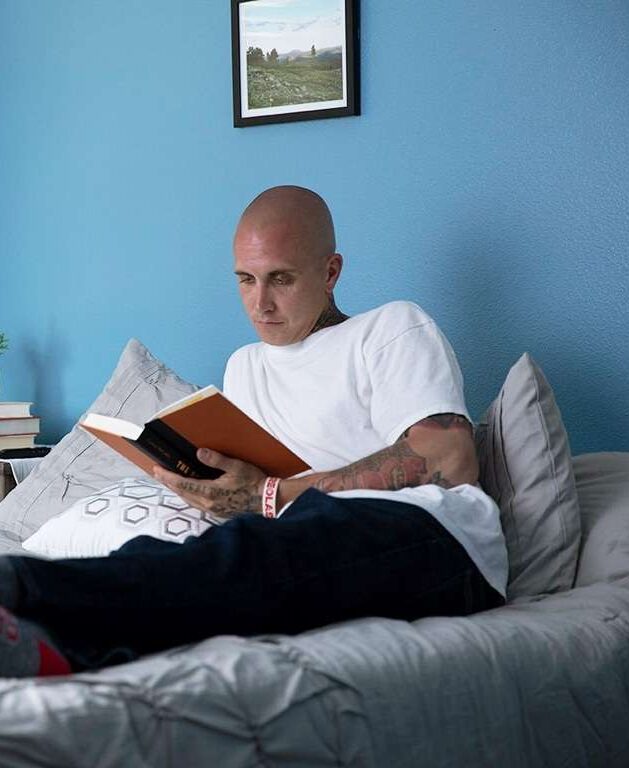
[0,187,508,677]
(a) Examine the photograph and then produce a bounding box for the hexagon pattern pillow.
[22,478,222,558]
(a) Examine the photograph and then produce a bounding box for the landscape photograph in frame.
[232,0,359,127]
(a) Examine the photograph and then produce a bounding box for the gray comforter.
[0,580,627,767]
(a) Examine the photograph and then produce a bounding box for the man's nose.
[254,283,275,313]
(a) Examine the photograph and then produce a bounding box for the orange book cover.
[80,385,310,480]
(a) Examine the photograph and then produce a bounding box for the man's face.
[234,222,340,346]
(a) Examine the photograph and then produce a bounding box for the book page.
[80,414,143,440]
[154,384,220,419]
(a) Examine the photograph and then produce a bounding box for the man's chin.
[255,321,300,346]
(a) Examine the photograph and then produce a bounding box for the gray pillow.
[0,339,198,542]
[475,353,581,599]
[573,452,629,588]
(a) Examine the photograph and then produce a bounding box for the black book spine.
[0,446,52,459]
[131,420,223,480]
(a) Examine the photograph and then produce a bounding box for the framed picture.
[231,0,360,127]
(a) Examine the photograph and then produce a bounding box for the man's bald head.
[232,186,345,346]
[234,185,336,264]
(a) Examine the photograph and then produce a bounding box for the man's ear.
[325,253,343,293]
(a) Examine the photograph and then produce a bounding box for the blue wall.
[1,0,628,454]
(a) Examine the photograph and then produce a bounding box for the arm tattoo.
[314,412,472,494]
[314,441,437,493]
[429,471,455,490]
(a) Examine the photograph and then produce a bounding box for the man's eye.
[238,276,254,284]
[273,275,292,285]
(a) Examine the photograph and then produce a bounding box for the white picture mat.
[239,0,348,118]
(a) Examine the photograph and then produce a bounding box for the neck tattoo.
[310,297,349,336]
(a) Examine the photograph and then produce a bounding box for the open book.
[80,385,310,480]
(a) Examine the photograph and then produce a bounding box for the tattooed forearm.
[428,471,455,490]
[313,441,433,493]
[310,413,477,495]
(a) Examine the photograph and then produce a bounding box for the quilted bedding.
[0,581,627,767]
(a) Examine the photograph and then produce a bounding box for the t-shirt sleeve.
[367,317,471,446]
[222,347,247,401]
[222,352,236,397]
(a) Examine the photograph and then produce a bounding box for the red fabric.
[37,640,72,677]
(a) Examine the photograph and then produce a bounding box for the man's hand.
[153,448,266,520]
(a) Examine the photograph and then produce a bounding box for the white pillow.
[22,478,219,558]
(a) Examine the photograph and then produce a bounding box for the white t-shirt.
[223,301,508,597]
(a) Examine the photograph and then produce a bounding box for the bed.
[0,339,627,767]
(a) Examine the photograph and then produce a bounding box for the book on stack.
[0,403,40,450]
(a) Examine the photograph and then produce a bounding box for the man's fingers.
[153,466,178,485]
[197,447,231,468]
[152,466,189,495]
[153,466,200,493]
[152,466,212,510]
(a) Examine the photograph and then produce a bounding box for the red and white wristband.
[262,477,281,519]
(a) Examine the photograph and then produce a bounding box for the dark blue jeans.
[10,489,504,670]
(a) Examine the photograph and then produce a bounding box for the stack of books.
[0,402,40,450]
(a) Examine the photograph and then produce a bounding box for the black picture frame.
[231,0,360,127]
